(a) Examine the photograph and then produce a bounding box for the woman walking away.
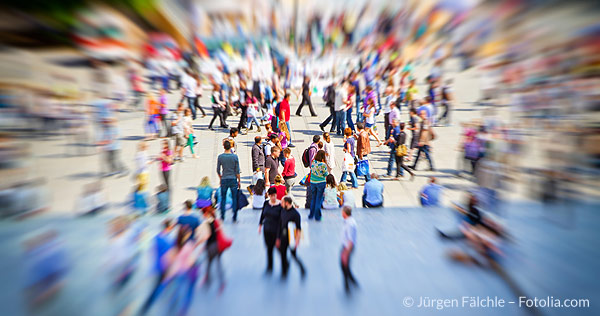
[259,187,282,274]
[196,176,214,209]
[309,150,329,221]
[158,140,173,190]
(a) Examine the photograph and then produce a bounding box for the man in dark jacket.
[319,81,337,132]
[252,136,265,172]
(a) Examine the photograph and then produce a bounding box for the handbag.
[214,220,233,253]
[299,173,311,186]
[237,190,249,209]
[396,144,408,157]
[356,159,370,176]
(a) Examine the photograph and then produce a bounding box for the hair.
[267,187,277,196]
[185,200,193,210]
[344,127,353,137]
[337,182,348,191]
[254,136,262,144]
[283,147,291,155]
[429,177,436,184]
[312,135,321,143]
[342,205,352,216]
[253,178,265,195]
[184,108,191,115]
[356,122,365,130]
[269,133,278,140]
[314,150,326,163]
[282,196,293,205]
[326,174,337,188]
[400,122,406,130]
[199,176,211,188]
[323,132,330,140]
[317,141,324,149]
[230,127,238,136]
[274,174,283,184]
[410,108,417,114]
[271,146,280,154]
[157,184,168,193]
[279,120,290,140]
[202,206,215,216]
[223,140,232,150]
[162,218,173,230]
[284,93,290,99]
[176,226,191,250]
[370,173,379,179]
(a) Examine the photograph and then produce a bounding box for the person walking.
[193,74,207,118]
[264,146,281,187]
[208,84,228,130]
[393,122,415,180]
[100,118,128,177]
[245,91,262,133]
[319,82,337,132]
[180,69,198,120]
[141,219,174,314]
[323,132,336,171]
[334,80,349,135]
[303,135,320,208]
[216,140,241,222]
[438,79,453,126]
[295,76,317,116]
[158,89,169,137]
[170,104,186,161]
[258,187,282,274]
[340,205,359,293]
[278,196,305,279]
[158,140,173,190]
[309,150,329,221]
[197,207,225,290]
[381,85,395,140]
[252,136,265,173]
[356,122,371,182]
[410,110,435,171]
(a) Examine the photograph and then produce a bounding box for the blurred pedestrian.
[259,187,282,274]
[279,196,305,279]
[340,205,358,293]
[216,140,241,222]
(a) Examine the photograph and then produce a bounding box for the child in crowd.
[251,179,266,210]
[273,175,287,201]
[196,176,214,209]
[323,174,340,209]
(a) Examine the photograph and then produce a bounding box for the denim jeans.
[340,171,358,188]
[386,150,396,176]
[186,96,196,119]
[285,121,293,145]
[246,116,260,130]
[309,182,326,221]
[411,145,434,170]
[335,110,346,134]
[346,109,355,132]
[220,178,239,221]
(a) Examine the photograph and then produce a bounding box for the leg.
[230,182,239,221]
[295,98,306,116]
[329,109,337,132]
[162,170,170,189]
[315,182,325,221]
[285,121,293,145]
[411,146,423,169]
[384,113,390,139]
[350,170,358,188]
[346,110,355,132]
[264,232,276,272]
[220,182,228,220]
[423,145,434,170]
[280,242,289,277]
[340,172,347,184]
[209,108,218,128]
[307,98,317,116]
[218,108,227,127]
[194,97,206,116]
[309,184,317,219]
[305,186,312,209]
[187,97,196,120]
[290,248,306,276]
[387,150,395,176]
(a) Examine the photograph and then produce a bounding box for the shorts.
[365,122,374,128]
[174,134,186,147]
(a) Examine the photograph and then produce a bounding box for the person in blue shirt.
[177,200,201,240]
[141,218,175,313]
[362,173,384,208]
[420,177,442,206]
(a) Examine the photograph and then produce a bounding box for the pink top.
[161,149,172,171]
[159,95,168,115]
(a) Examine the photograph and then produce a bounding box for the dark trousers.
[384,113,390,139]
[335,110,346,134]
[220,178,239,221]
[362,195,383,208]
[439,102,450,124]
[346,109,356,132]
[296,97,316,116]
[194,96,206,116]
[141,271,166,313]
[280,241,305,277]
[209,107,227,128]
[159,113,168,137]
[162,170,170,190]
[205,242,224,285]
[395,154,414,178]
[105,150,124,174]
[411,145,434,170]
[320,106,336,131]
[341,247,358,290]
[264,231,277,271]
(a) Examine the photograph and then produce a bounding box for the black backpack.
[301,144,316,168]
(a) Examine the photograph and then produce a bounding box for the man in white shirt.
[180,69,198,119]
[341,205,358,293]
[334,81,349,135]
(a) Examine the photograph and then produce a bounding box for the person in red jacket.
[279,93,295,147]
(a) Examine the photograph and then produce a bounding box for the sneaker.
[319,125,325,132]
[288,144,296,148]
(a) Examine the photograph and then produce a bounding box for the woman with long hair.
[322,174,340,209]
[158,140,173,190]
[309,150,329,221]
[251,178,266,210]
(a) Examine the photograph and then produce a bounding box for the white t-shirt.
[252,194,266,209]
[135,151,149,174]
[365,106,376,125]
[335,88,348,111]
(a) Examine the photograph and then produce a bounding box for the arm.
[265,167,271,186]
[251,147,259,170]
[216,157,222,181]
[235,156,241,187]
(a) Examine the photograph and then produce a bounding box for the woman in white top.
[364,97,383,146]
[251,179,267,210]
[322,175,341,209]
